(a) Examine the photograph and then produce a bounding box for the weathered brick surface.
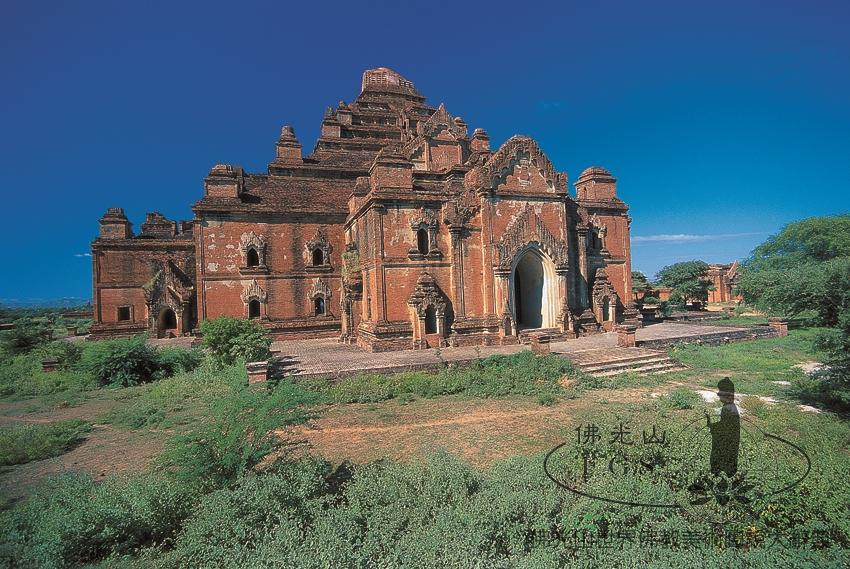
[92,68,637,350]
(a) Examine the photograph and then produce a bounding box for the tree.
[737,215,850,325]
[655,261,711,306]
[743,214,850,273]
[200,317,272,366]
[736,215,850,409]
[631,271,652,293]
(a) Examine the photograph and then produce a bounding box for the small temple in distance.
[90,67,639,351]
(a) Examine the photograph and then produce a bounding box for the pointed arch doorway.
[510,246,558,330]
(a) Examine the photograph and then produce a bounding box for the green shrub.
[79,336,162,387]
[155,346,203,376]
[100,361,248,431]
[0,472,192,567]
[0,320,54,355]
[0,419,91,466]
[642,295,661,305]
[200,317,272,366]
[660,387,702,410]
[158,380,320,488]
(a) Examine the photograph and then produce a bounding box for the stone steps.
[564,347,687,378]
[518,328,569,344]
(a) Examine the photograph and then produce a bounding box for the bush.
[79,336,162,387]
[158,380,320,488]
[77,337,200,388]
[642,295,661,306]
[0,419,91,466]
[1,321,54,355]
[0,472,192,567]
[155,346,203,377]
[200,317,272,366]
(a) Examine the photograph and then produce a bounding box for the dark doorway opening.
[514,252,544,329]
[424,305,438,334]
[314,297,325,316]
[157,308,177,338]
[248,299,261,319]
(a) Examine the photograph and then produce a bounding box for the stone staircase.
[518,328,569,344]
[561,347,686,378]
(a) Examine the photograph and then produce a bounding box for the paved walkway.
[271,322,751,379]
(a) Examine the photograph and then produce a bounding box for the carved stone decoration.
[304,228,333,269]
[407,272,447,317]
[407,272,450,348]
[239,232,268,267]
[591,268,619,330]
[589,213,608,253]
[240,280,267,303]
[496,203,568,269]
[467,136,567,194]
[408,208,442,259]
[416,103,468,139]
[309,278,332,301]
[143,259,195,336]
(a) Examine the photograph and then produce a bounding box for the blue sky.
[1,0,849,302]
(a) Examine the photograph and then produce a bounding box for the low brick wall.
[637,326,777,349]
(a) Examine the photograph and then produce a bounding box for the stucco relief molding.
[496,204,568,268]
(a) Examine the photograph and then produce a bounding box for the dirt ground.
[286,386,668,468]
[0,395,164,500]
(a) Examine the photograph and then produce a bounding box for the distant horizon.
[3,0,849,299]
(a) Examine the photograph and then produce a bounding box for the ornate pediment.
[496,204,568,268]
[309,278,331,300]
[239,232,266,254]
[240,280,267,303]
[407,272,447,317]
[591,268,617,304]
[143,259,194,309]
[468,136,567,194]
[417,103,467,140]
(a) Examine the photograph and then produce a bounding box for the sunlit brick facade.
[91,68,638,350]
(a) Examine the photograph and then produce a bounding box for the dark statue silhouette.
[706,377,740,476]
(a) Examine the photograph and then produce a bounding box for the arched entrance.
[510,247,558,330]
[157,308,177,338]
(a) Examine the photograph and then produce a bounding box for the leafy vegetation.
[736,215,850,409]
[0,419,91,466]
[302,351,582,404]
[157,379,320,489]
[655,260,712,306]
[200,316,272,366]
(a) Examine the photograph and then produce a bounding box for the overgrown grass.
[100,360,249,431]
[0,337,203,405]
[3,403,848,568]
[660,387,703,409]
[301,351,583,404]
[0,419,91,466]
[668,329,825,396]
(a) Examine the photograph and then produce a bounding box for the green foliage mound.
[0,472,193,568]
[158,379,320,489]
[79,336,200,388]
[200,317,271,366]
[0,419,91,466]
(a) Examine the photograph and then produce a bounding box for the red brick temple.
[91,67,638,351]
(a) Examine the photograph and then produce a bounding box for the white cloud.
[632,232,761,244]
[74,253,92,257]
